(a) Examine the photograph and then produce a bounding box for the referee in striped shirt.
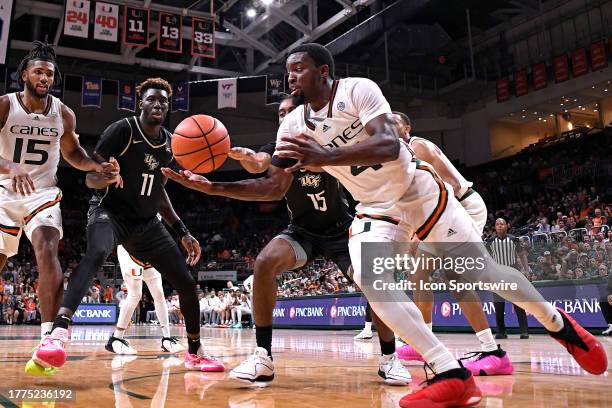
[485,218,530,339]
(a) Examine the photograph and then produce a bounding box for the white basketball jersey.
[276,77,416,211]
[408,135,473,197]
[0,93,64,191]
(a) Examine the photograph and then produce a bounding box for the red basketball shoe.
[546,307,607,375]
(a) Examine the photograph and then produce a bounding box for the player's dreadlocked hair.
[17,41,62,87]
[136,77,173,99]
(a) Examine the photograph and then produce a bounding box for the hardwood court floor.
[0,325,610,407]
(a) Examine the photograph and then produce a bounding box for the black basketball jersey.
[90,116,173,219]
[262,142,353,236]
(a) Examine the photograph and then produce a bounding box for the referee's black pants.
[600,300,612,325]
[493,293,528,335]
[62,206,200,335]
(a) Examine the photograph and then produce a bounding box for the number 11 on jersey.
[141,173,154,196]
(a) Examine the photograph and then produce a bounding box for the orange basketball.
[171,115,231,173]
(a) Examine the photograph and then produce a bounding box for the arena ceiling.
[10,0,556,86]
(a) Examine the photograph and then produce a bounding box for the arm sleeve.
[271,115,298,169]
[348,78,392,127]
[94,119,131,160]
[258,142,276,156]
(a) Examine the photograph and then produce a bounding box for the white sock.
[426,322,433,331]
[114,328,125,339]
[422,343,461,374]
[476,328,497,352]
[41,322,53,337]
[364,321,372,332]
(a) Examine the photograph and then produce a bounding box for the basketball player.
[269,43,605,406]
[162,94,412,386]
[105,244,185,354]
[0,41,117,375]
[31,78,224,374]
[388,112,513,376]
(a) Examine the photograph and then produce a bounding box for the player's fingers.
[161,167,182,180]
[25,175,36,193]
[21,179,32,196]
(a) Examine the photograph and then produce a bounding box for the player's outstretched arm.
[410,138,463,196]
[228,147,271,174]
[277,113,400,172]
[59,104,117,180]
[162,164,292,201]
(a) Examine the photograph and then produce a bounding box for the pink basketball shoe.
[462,346,514,376]
[32,328,69,369]
[397,344,425,362]
[184,348,225,372]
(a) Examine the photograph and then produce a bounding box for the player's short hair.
[17,41,62,86]
[279,92,300,106]
[288,43,335,79]
[136,77,173,99]
[392,111,411,127]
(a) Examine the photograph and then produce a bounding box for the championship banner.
[496,77,509,102]
[532,62,547,90]
[191,18,215,59]
[571,48,588,77]
[265,73,286,104]
[553,54,570,83]
[5,67,63,98]
[589,40,607,71]
[82,75,102,107]
[157,12,182,53]
[171,81,189,112]
[514,69,528,96]
[123,6,149,47]
[0,0,14,65]
[93,1,118,42]
[64,0,90,38]
[117,80,136,111]
[218,77,237,109]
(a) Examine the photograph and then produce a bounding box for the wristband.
[171,220,190,238]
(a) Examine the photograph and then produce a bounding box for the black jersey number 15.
[13,138,50,165]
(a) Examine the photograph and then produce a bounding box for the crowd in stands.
[0,126,609,319]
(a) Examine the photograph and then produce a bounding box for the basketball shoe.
[31,328,69,369]
[397,344,425,362]
[184,347,225,372]
[229,347,275,383]
[162,336,186,353]
[378,353,412,385]
[546,307,607,375]
[461,346,514,376]
[105,335,137,355]
[25,334,60,376]
[399,366,482,408]
[354,328,373,340]
[602,324,612,336]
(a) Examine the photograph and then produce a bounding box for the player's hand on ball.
[161,168,213,193]
[277,134,330,173]
[181,234,201,266]
[9,164,35,196]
